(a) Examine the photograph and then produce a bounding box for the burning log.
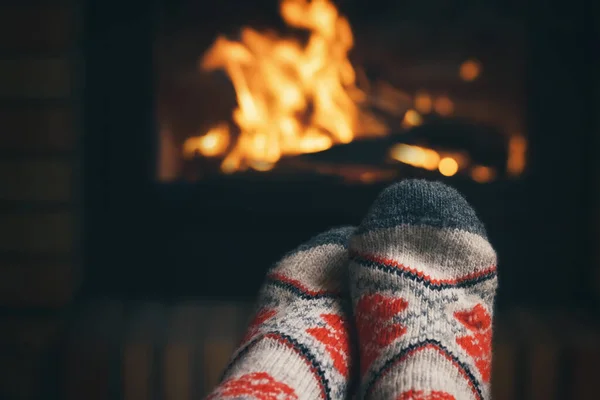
[294,117,509,181]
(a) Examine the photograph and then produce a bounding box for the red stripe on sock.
[351,251,496,287]
[207,372,298,400]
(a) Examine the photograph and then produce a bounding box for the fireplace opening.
[155,0,527,185]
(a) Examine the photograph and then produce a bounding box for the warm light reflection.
[402,109,423,128]
[390,144,429,168]
[359,172,377,184]
[422,149,441,171]
[459,59,482,82]
[434,96,454,116]
[389,144,466,178]
[470,165,496,183]
[389,144,446,172]
[414,91,432,114]
[438,157,459,176]
[195,0,387,173]
[507,135,527,176]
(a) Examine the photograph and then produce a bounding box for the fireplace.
[155,0,526,183]
[83,0,597,310]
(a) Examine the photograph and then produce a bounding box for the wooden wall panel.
[0,160,72,202]
[0,316,65,400]
[0,58,71,99]
[0,6,73,53]
[0,1,80,398]
[0,107,75,152]
[0,212,73,253]
[0,261,76,308]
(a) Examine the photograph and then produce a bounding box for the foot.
[208,227,357,400]
[349,180,498,400]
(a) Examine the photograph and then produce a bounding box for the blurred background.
[0,0,598,398]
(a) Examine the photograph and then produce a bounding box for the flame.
[177,0,525,183]
[183,124,231,158]
[196,0,385,173]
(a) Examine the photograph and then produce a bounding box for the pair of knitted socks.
[207,180,498,400]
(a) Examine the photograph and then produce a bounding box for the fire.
[389,144,440,171]
[389,144,467,178]
[178,0,528,181]
[401,109,423,128]
[194,0,385,173]
[438,157,459,176]
[183,124,230,159]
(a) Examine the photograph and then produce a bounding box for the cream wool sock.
[207,227,357,400]
[349,180,498,400]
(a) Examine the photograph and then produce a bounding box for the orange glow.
[438,157,458,176]
[470,165,496,183]
[195,0,387,173]
[390,145,476,179]
[389,144,442,171]
[459,59,482,82]
[390,144,425,167]
[402,109,423,128]
[414,91,432,114]
[183,124,231,158]
[422,149,440,170]
[434,96,454,116]
[358,172,378,184]
[507,135,527,176]
[180,1,523,182]
[249,161,276,172]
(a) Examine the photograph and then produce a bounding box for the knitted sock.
[207,227,357,400]
[349,180,498,400]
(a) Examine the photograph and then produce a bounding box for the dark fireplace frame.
[82,0,599,310]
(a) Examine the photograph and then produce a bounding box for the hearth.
[83,0,597,311]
